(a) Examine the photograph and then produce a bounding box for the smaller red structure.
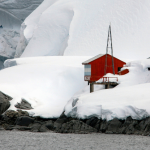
[82,54,127,82]
[118,69,129,75]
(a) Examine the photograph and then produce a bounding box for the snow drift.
[2,58,150,120]
[64,59,150,121]
[18,0,150,60]
[1,56,90,118]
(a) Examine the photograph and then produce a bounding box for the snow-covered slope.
[0,0,43,67]
[2,57,150,120]
[64,59,150,120]
[1,56,90,118]
[19,0,150,60]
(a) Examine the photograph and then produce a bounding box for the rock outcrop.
[15,98,33,110]
[0,91,12,115]
[0,109,150,136]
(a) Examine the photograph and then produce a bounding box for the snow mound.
[1,56,90,118]
[64,59,150,120]
[18,0,150,60]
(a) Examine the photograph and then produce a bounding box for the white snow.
[1,56,90,118]
[2,57,150,120]
[64,59,150,120]
[1,0,150,121]
[17,0,150,60]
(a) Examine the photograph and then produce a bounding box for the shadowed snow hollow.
[19,0,150,60]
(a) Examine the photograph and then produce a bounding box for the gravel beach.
[0,131,150,150]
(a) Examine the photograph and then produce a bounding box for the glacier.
[0,0,43,68]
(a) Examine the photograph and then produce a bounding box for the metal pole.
[109,25,115,75]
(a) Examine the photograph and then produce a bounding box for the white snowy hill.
[0,57,150,120]
[17,0,150,60]
[0,0,150,121]
[2,56,90,118]
[65,59,150,120]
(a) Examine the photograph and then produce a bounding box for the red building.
[82,54,128,82]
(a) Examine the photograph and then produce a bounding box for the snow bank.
[65,59,150,120]
[2,57,150,120]
[18,0,150,60]
[0,56,90,118]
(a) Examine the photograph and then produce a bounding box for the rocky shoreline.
[0,91,150,136]
[0,110,149,136]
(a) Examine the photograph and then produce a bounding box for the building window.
[84,65,91,76]
[118,67,122,72]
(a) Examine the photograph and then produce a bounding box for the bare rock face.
[3,110,29,125]
[0,91,12,115]
[16,116,34,126]
[15,98,33,110]
[55,120,97,134]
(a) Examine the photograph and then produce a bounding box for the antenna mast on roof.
[104,24,115,75]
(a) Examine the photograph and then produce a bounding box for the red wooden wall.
[88,54,126,81]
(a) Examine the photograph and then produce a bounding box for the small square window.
[118,67,122,72]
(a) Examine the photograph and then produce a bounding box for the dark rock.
[119,127,126,134]
[4,110,18,118]
[3,110,29,125]
[105,131,113,134]
[86,117,99,128]
[56,120,97,134]
[45,120,54,130]
[140,117,150,133]
[144,124,150,135]
[15,98,33,110]
[16,116,34,126]
[55,111,69,124]
[107,118,122,134]
[17,110,29,117]
[4,110,29,118]
[0,125,4,130]
[123,116,133,127]
[94,120,102,132]
[123,118,139,134]
[3,124,13,130]
[12,125,31,131]
[0,91,12,115]
[100,120,108,133]
[30,123,42,132]
[39,124,49,132]
[53,122,62,131]
[0,91,12,101]
[3,110,19,125]
[139,120,146,131]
